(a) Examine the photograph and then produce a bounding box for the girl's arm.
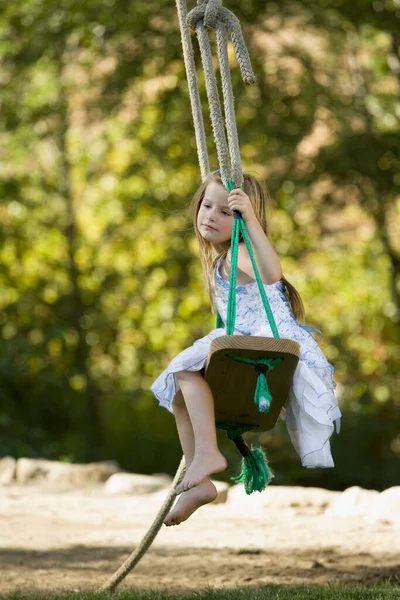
[238,218,282,285]
[227,188,282,285]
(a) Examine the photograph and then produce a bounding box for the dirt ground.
[0,483,399,594]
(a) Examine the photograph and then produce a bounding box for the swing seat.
[204,335,301,432]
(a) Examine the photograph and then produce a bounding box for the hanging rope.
[175,0,210,181]
[176,0,255,187]
[99,457,186,592]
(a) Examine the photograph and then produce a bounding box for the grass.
[1,584,399,600]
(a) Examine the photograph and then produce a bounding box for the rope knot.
[255,363,269,376]
[187,0,223,31]
[186,0,256,86]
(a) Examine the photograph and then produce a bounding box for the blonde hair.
[188,171,306,323]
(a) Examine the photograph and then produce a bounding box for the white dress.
[150,257,342,469]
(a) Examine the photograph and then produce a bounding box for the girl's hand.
[228,188,256,224]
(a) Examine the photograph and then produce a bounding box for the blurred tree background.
[0,0,399,491]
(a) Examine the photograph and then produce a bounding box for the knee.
[176,370,203,382]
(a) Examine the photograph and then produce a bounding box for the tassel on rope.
[231,444,274,494]
[254,363,272,413]
[226,354,283,413]
[217,424,274,495]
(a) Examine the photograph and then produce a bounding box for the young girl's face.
[197,182,233,250]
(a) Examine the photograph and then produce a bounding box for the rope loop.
[187,0,256,86]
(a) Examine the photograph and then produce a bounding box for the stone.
[261,485,338,511]
[151,472,174,486]
[0,456,17,484]
[104,472,171,495]
[227,484,338,514]
[15,458,121,485]
[225,483,266,513]
[364,487,400,525]
[325,486,379,518]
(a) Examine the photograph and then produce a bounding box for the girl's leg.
[164,390,217,526]
[174,370,227,495]
[172,389,195,468]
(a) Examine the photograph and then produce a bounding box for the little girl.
[150,170,341,526]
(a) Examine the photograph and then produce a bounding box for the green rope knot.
[217,424,274,494]
[217,423,255,440]
[226,354,282,413]
[231,445,274,494]
[254,363,271,413]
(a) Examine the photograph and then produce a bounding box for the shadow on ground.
[0,545,399,593]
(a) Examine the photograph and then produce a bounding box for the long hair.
[188,171,306,323]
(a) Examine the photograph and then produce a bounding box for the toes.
[164,514,177,526]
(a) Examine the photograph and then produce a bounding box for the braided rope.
[99,457,186,592]
[176,0,256,187]
[175,0,210,180]
[196,22,232,183]
[175,0,278,336]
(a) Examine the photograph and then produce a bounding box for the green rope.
[212,180,280,493]
[223,179,279,338]
[217,423,255,439]
[226,354,282,412]
[216,312,224,329]
[214,178,282,412]
[231,445,274,494]
[216,424,273,494]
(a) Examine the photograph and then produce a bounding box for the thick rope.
[99,457,186,592]
[176,0,279,336]
[188,0,256,187]
[176,0,256,187]
[195,22,232,184]
[215,20,243,187]
[175,0,210,181]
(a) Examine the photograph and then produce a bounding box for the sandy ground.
[0,483,399,594]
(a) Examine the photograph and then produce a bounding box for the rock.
[364,487,400,525]
[104,473,171,495]
[261,485,338,511]
[225,483,266,513]
[325,486,379,518]
[227,484,338,514]
[15,458,121,485]
[0,457,17,484]
[151,472,174,486]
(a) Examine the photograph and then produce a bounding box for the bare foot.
[174,450,227,495]
[164,479,217,526]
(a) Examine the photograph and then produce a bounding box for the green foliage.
[0,1,399,488]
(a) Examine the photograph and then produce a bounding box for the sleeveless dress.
[150,257,342,469]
